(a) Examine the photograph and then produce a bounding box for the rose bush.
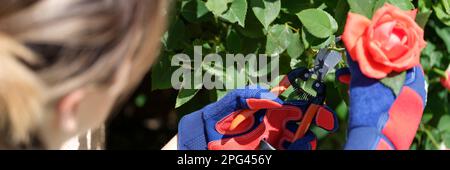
[147,0,450,150]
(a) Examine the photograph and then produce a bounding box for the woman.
[0,0,167,149]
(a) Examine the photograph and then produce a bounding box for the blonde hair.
[0,0,167,148]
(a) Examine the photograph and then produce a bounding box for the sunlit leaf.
[221,0,248,27]
[251,0,281,30]
[266,24,292,56]
[297,9,337,38]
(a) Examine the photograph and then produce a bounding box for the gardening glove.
[277,100,339,150]
[335,53,427,150]
[178,85,338,150]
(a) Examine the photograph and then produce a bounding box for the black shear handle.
[287,68,326,104]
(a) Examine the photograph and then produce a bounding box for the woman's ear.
[56,89,85,133]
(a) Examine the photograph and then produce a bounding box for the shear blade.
[258,139,276,150]
[323,51,342,74]
[314,49,343,80]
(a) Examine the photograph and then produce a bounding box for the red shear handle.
[293,104,320,140]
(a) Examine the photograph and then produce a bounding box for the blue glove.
[178,85,338,150]
[178,85,283,150]
[336,54,427,150]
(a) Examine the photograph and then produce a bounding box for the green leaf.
[349,0,414,20]
[202,53,226,86]
[438,115,450,132]
[221,0,248,27]
[373,0,388,12]
[347,0,377,18]
[175,53,203,108]
[175,88,201,108]
[151,53,175,90]
[335,101,349,121]
[433,25,450,54]
[205,0,232,16]
[416,0,433,28]
[297,9,337,38]
[280,86,294,100]
[164,18,186,50]
[302,28,335,49]
[416,10,433,29]
[266,24,292,56]
[235,9,266,38]
[202,59,225,78]
[335,0,350,34]
[421,41,444,71]
[287,32,304,59]
[227,63,250,89]
[251,0,281,30]
[419,0,432,11]
[425,87,449,120]
[434,0,450,26]
[410,143,417,150]
[443,133,450,148]
[389,0,415,10]
[422,113,433,124]
[424,128,442,149]
[325,12,338,33]
[380,71,407,96]
[181,0,210,22]
[374,0,414,11]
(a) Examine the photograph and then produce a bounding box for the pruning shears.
[230,47,343,148]
[289,48,342,140]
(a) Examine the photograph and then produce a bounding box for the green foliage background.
[150,0,450,150]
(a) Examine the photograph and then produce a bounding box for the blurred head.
[0,0,167,149]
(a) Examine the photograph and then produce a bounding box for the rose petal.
[384,43,409,61]
[390,7,420,31]
[373,21,396,45]
[381,4,417,20]
[371,4,391,24]
[389,43,420,72]
[440,71,450,90]
[377,14,394,25]
[407,9,418,20]
[389,29,424,71]
[342,12,371,61]
[351,37,392,79]
[367,41,410,72]
[368,41,390,64]
[384,27,403,51]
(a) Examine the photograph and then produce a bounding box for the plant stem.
[285,23,299,33]
[432,67,447,78]
[329,47,346,52]
[420,124,441,149]
[428,78,441,84]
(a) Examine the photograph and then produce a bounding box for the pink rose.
[342,4,426,79]
[440,69,450,91]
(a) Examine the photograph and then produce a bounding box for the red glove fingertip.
[246,99,282,110]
